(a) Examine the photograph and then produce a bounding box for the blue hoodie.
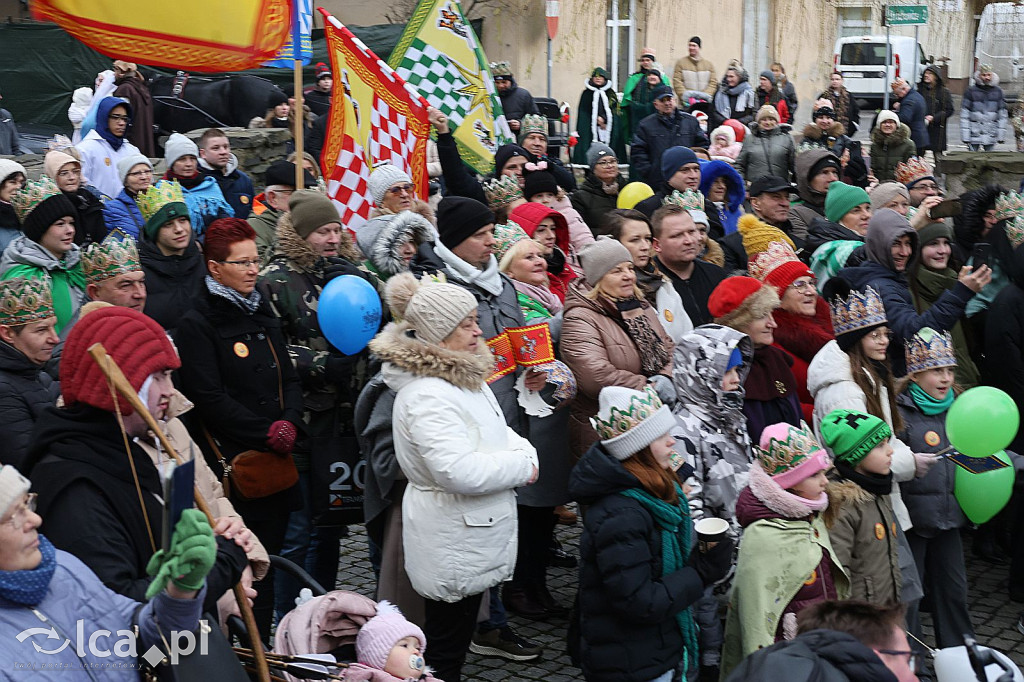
[93,96,133,151]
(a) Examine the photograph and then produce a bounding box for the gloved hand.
[325,353,358,384]
[689,535,736,586]
[913,452,940,477]
[648,374,677,407]
[266,420,297,454]
[323,258,367,283]
[145,509,217,599]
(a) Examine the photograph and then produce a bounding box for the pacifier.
[409,654,425,671]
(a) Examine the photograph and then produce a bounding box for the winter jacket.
[113,73,155,157]
[788,148,840,241]
[199,154,255,220]
[869,123,916,182]
[102,188,146,241]
[910,264,980,388]
[68,87,92,144]
[75,97,142,199]
[756,87,790,124]
[0,236,86,335]
[654,255,727,326]
[713,76,757,127]
[699,160,746,234]
[894,87,930,150]
[573,77,626,163]
[249,203,285,266]
[0,341,60,468]
[741,344,803,442]
[138,235,205,334]
[984,237,1024,452]
[818,87,860,138]
[918,67,954,154]
[370,320,537,602]
[550,192,592,249]
[806,339,916,530]
[559,280,673,459]
[961,72,1008,146]
[800,122,868,188]
[26,404,247,613]
[634,263,693,341]
[0,202,19,253]
[569,441,704,682]
[724,629,899,682]
[772,299,834,422]
[673,55,718,98]
[737,122,795,184]
[824,476,902,604]
[778,79,798,120]
[0,108,20,156]
[571,173,626,235]
[178,174,235,238]
[497,78,539,123]
[720,466,849,677]
[895,391,968,536]
[357,209,436,280]
[805,216,866,287]
[670,325,754,525]
[0,550,205,682]
[630,110,708,186]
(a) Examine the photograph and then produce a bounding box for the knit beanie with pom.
[355,601,426,672]
[384,272,478,345]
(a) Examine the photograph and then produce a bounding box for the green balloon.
[954,451,1015,524]
[945,386,1020,457]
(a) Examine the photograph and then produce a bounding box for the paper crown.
[797,140,826,154]
[490,61,513,77]
[905,327,956,374]
[592,385,665,441]
[749,240,802,281]
[82,236,141,285]
[137,180,186,222]
[1007,216,1024,250]
[995,191,1024,221]
[46,134,76,154]
[10,175,62,223]
[520,114,547,139]
[829,286,887,337]
[493,220,529,261]
[662,188,705,211]
[755,423,826,477]
[893,157,933,186]
[483,175,523,209]
[0,277,54,326]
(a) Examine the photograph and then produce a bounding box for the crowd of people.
[0,45,1021,682]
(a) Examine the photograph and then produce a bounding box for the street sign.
[885,5,929,25]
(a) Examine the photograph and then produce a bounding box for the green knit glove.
[145,509,216,600]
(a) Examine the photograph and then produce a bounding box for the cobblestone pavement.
[334,509,1024,681]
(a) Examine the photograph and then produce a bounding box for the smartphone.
[930,199,962,220]
[971,242,993,270]
[847,140,862,156]
[162,459,195,551]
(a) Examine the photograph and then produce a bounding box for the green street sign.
[885,5,929,25]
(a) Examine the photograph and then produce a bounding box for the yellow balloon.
[617,182,655,209]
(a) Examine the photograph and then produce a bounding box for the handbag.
[202,337,299,501]
[136,610,250,682]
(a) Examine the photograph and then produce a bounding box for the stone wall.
[942,152,1024,197]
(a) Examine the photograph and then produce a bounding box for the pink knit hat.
[356,601,426,671]
[756,422,831,489]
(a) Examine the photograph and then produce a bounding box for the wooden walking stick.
[88,343,271,682]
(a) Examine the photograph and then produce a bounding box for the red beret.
[708,276,764,319]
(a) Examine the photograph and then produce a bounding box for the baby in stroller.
[348,600,442,682]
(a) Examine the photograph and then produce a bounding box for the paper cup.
[694,517,729,552]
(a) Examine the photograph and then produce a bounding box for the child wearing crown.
[719,422,849,678]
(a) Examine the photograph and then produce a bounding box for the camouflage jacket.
[249,203,284,267]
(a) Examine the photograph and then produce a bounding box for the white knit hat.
[0,159,26,186]
[0,465,31,519]
[876,110,900,127]
[385,272,478,345]
[117,154,152,185]
[368,165,413,206]
[164,133,199,170]
[592,386,676,460]
[356,601,426,672]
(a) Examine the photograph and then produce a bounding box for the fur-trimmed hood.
[699,159,745,213]
[823,478,872,528]
[802,121,846,143]
[274,211,362,272]
[869,122,911,146]
[739,462,824,524]
[356,210,435,278]
[369,320,493,391]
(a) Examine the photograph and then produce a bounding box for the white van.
[833,35,927,104]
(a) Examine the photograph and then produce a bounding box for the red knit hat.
[748,241,814,294]
[708,276,780,330]
[60,307,180,415]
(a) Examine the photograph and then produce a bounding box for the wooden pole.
[87,343,271,682]
[294,60,305,187]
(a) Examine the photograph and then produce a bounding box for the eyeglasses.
[387,183,415,196]
[57,169,82,178]
[126,169,153,178]
[868,329,893,342]
[108,114,131,122]
[4,493,37,530]
[788,279,815,291]
[877,650,921,673]
[595,158,618,167]
[913,183,939,192]
[218,258,261,270]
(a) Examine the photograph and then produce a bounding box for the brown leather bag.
[203,337,298,500]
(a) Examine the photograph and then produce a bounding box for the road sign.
[885,5,929,25]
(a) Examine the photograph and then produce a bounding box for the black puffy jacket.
[138,236,206,334]
[0,341,59,468]
[724,629,899,682]
[568,442,705,682]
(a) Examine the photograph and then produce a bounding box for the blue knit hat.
[661,146,699,183]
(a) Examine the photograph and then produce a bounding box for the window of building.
[838,6,873,37]
[607,0,637,90]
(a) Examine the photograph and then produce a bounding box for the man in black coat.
[630,85,708,186]
[891,78,930,156]
[650,204,726,326]
[635,146,725,239]
[491,61,538,135]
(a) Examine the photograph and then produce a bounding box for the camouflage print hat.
[490,61,513,78]
[81,235,141,286]
[0,277,55,326]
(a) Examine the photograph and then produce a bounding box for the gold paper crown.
[483,175,524,209]
[10,176,62,223]
[137,180,187,222]
[829,286,887,337]
[493,220,529,262]
[520,114,547,139]
[893,157,933,187]
[1007,215,1024,250]
[905,327,956,375]
[81,236,141,285]
[0,277,54,326]
[662,189,705,211]
[46,134,76,155]
[749,240,802,281]
[490,61,513,77]
[995,191,1024,221]
[593,386,664,441]
[755,423,825,477]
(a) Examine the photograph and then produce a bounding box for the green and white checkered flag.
[398,39,471,125]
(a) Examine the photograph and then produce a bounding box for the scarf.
[618,485,698,672]
[909,381,954,416]
[205,275,261,314]
[771,304,834,363]
[744,344,799,401]
[606,296,672,376]
[714,81,751,118]
[512,279,563,314]
[835,460,893,497]
[0,535,57,606]
[585,78,614,145]
[164,169,204,190]
[433,240,504,297]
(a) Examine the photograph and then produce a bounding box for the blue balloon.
[318,275,382,354]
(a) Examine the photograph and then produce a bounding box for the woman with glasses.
[43,148,107,246]
[101,154,153,241]
[176,217,303,639]
[570,143,625,234]
[74,97,141,199]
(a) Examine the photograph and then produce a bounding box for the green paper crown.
[1008,215,1024,250]
[0,277,54,326]
[520,114,547,139]
[493,220,529,262]
[82,236,141,285]
[593,386,664,441]
[995,191,1024,221]
[10,176,62,223]
[662,189,705,211]
[755,424,824,476]
[483,175,524,209]
[137,180,186,222]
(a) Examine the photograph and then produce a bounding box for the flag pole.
[294,59,305,187]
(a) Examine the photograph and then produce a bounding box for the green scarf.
[2,263,85,335]
[912,267,980,388]
[909,382,954,415]
[619,484,698,672]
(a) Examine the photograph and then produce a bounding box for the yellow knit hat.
[737,213,794,260]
